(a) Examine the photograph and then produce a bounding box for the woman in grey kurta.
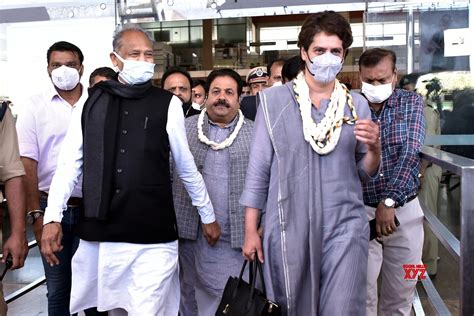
[240,11,381,316]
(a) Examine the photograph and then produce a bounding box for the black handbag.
[215,258,281,316]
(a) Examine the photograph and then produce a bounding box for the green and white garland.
[293,72,358,155]
[197,108,245,150]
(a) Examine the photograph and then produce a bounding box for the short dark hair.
[398,73,422,89]
[89,67,116,86]
[298,11,353,52]
[206,68,243,97]
[161,66,192,89]
[359,48,397,71]
[47,41,84,65]
[282,55,302,83]
[267,59,286,76]
[192,79,206,89]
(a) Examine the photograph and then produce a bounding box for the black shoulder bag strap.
[0,101,7,122]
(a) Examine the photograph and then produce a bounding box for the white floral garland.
[293,72,358,155]
[197,108,245,150]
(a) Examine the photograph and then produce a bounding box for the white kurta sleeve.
[44,103,84,224]
[166,96,215,224]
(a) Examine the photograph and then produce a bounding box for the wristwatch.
[382,198,395,208]
[27,210,45,225]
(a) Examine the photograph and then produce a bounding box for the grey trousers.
[366,198,424,316]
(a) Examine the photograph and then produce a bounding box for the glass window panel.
[190,26,203,43]
[259,26,300,53]
[216,17,246,25]
[190,20,203,26]
[169,26,189,43]
[161,20,188,27]
[217,24,245,44]
[366,1,474,160]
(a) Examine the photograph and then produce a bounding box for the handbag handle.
[230,256,268,313]
[229,259,249,302]
[250,255,266,296]
[246,254,267,312]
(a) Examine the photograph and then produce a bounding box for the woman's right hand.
[242,230,264,263]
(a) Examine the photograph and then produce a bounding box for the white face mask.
[51,65,80,91]
[113,52,155,85]
[191,102,202,111]
[272,81,283,87]
[306,52,343,84]
[361,80,394,104]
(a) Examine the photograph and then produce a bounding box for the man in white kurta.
[41,24,219,315]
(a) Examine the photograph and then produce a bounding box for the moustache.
[213,99,230,108]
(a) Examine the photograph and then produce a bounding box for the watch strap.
[27,210,45,224]
[27,210,45,216]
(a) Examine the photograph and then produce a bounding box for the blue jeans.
[39,197,105,316]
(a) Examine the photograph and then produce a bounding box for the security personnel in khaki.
[0,101,29,316]
[419,98,442,276]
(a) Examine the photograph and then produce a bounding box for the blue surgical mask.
[113,52,155,85]
[305,52,343,84]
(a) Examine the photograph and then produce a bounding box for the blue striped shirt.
[362,89,426,206]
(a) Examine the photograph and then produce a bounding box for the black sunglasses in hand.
[1,254,13,281]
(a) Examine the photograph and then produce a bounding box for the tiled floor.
[5,284,48,316]
[1,179,464,315]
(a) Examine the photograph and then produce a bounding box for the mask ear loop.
[112,52,125,71]
[113,51,126,63]
[303,49,317,76]
[305,61,316,77]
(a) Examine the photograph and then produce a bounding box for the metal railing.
[2,240,46,304]
[416,146,474,315]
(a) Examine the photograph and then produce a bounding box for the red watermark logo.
[403,264,427,280]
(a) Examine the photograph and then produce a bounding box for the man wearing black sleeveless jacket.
[41,24,219,315]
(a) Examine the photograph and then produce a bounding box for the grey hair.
[112,23,155,52]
